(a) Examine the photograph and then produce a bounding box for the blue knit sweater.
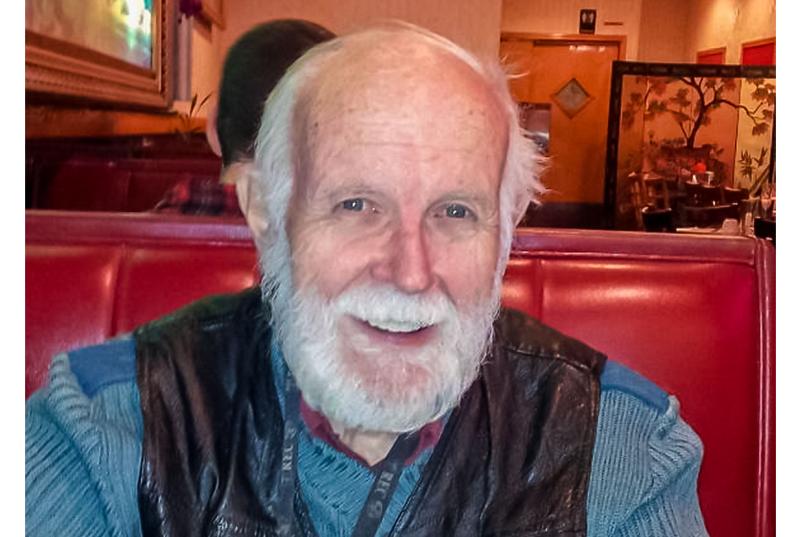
[26,336,708,536]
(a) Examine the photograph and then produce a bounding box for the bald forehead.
[293,33,508,156]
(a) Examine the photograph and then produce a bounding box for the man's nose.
[372,224,434,294]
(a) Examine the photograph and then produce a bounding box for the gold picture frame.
[25,0,175,110]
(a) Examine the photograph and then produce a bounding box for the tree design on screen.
[621,76,774,186]
[623,77,773,148]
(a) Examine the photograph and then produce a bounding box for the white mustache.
[334,285,456,331]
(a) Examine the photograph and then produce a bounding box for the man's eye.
[341,198,364,211]
[445,203,470,219]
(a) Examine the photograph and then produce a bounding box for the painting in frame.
[26,0,175,109]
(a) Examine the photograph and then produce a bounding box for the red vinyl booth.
[30,157,221,212]
[26,210,775,537]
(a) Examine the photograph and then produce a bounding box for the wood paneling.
[26,106,205,139]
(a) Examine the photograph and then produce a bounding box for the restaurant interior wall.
[220,0,501,65]
[501,0,643,59]
[501,0,775,64]
[684,0,776,63]
[183,0,502,121]
[637,0,690,62]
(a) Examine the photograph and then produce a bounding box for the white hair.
[252,21,545,284]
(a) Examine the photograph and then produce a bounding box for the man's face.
[270,48,508,432]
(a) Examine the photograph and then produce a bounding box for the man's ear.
[229,161,270,241]
[205,101,222,158]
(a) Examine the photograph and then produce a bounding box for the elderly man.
[26,23,708,536]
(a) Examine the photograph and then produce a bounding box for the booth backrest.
[25,210,774,537]
[31,157,221,212]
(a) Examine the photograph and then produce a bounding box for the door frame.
[500,32,627,59]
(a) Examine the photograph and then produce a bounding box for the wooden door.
[500,35,623,216]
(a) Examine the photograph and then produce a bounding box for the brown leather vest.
[135,288,606,536]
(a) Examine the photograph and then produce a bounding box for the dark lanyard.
[278,374,420,537]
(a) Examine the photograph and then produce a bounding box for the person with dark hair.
[214,19,336,166]
[153,19,335,219]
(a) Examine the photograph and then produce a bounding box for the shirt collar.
[299,396,444,468]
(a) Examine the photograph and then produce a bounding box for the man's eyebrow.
[314,181,385,201]
[431,191,495,210]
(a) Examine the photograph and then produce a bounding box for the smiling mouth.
[365,317,431,333]
[352,317,438,346]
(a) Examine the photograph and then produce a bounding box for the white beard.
[261,240,501,433]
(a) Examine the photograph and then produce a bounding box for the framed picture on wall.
[25,0,175,109]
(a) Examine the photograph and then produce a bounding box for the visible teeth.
[365,318,430,333]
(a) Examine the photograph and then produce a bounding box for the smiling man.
[268,30,511,453]
[26,23,708,537]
